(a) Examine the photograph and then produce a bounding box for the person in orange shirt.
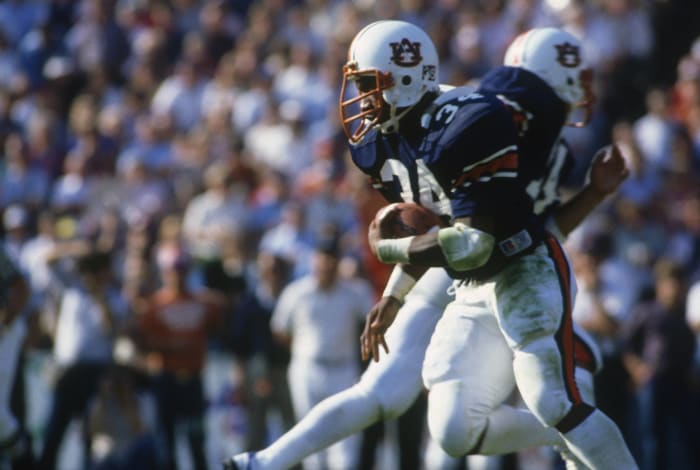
[136,245,225,470]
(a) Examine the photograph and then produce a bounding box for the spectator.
[621,258,697,470]
[134,245,225,470]
[0,0,46,48]
[0,133,50,212]
[25,111,66,183]
[18,209,59,320]
[0,244,34,469]
[665,191,700,278]
[115,157,172,229]
[233,251,296,454]
[633,88,680,173]
[151,58,207,132]
[115,113,175,178]
[64,0,129,78]
[197,0,239,67]
[258,201,314,279]
[2,204,32,264]
[86,365,160,470]
[569,231,647,433]
[270,235,373,470]
[181,160,250,265]
[613,120,663,206]
[0,30,22,91]
[39,248,129,470]
[49,150,93,216]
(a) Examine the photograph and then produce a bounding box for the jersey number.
[379,159,452,217]
[526,140,567,215]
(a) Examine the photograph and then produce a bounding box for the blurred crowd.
[1,0,700,469]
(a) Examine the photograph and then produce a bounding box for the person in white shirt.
[270,235,373,470]
[181,160,250,263]
[39,248,129,470]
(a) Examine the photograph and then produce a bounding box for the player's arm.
[362,217,494,362]
[360,263,428,362]
[549,144,628,239]
[369,215,496,271]
[362,207,434,361]
[373,96,516,270]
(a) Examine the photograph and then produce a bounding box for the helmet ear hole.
[567,77,574,85]
[402,76,412,85]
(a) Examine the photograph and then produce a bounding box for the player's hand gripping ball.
[374,202,444,238]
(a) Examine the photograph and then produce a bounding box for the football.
[375,202,444,238]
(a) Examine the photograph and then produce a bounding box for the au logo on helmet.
[554,42,580,68]
[390,38,422,67]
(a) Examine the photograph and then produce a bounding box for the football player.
[358,22,636,469]
[224,23,634,470]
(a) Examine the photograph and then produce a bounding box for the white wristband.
[382,267,417,301]
[375,237,413,264]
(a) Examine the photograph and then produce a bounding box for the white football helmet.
[340,20,440,143]
[504,27,593,127]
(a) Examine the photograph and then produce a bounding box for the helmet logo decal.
[390,38,423,67]
[422,65,436,81]
[554,42,581,68]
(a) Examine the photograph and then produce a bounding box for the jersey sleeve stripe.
[453,148,518,188]
[460,144,517,173]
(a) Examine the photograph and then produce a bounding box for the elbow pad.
[437,223,495,271]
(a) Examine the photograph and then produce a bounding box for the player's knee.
[513,338,587,426]
[554,402,596,434]
[521,384,595,430]
[428,411,488,457]
[574,367,595,405]
[359,383,420,420]
[427,382,488,456]
[520,387,572,426]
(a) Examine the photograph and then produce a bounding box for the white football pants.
[424,238,636,469]
[254,264,602,469]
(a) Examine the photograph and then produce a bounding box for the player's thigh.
[359,298,442,411]
[407,267,454,308]
[492,248,567,348]
[423,299,514,398]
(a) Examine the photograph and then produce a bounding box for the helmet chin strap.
[379,103,414,134]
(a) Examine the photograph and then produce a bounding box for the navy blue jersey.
[351,91,540,280]
[349,68,576,280]
[477,66,575,219]
[350,125,452,219]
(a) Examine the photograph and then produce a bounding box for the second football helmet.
[340,20,440,143]
[504,27,593,127]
